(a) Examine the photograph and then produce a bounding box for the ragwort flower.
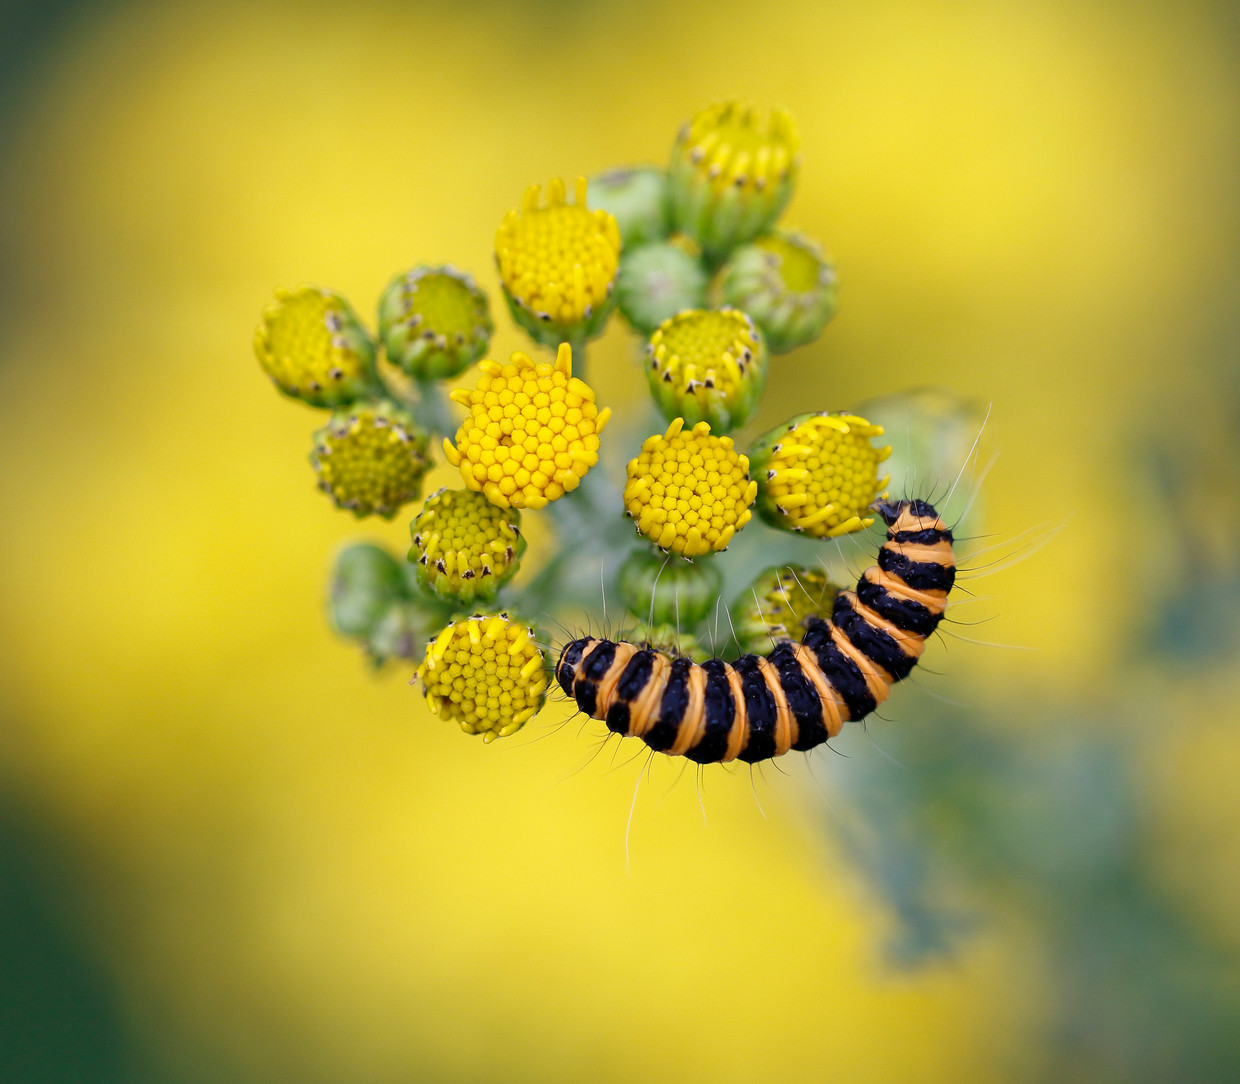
[729,564,843,656]
[254,285,377,408]
[377,265,492,380]
[409,488,524,605]
[443,343,611,510]
[750,412,891,537]
[417,613,548,742]
[623,417,757,558]
[645,308,767,433]
[668,101,800,261]
[311,400,432,518]
[495,177,621,348]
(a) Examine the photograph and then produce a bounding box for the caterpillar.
[555,498,955,764]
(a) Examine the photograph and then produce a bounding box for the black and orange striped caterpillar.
[556,498,955,764]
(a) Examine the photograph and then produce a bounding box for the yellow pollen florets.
[443,343,611,510]
[311,402,431,518]
[410,489,523,604]
[417,613,548,742]
[623,417,758,557]
[254,285,374,407]
[495,177,621,332]
[754,413,892,537]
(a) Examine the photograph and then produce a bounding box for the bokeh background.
[2,0,1239,1080]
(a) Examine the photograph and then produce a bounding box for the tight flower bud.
[623,417,757,558]
[255,285,377,408]
[409,488,524,605]
[668,101,800,262]
[311,400,432,519]
[729,564,843,656]
[615,241,710,337]
[587,166,671,247]
[417,613,548,742]
[719,232,838,353]
[377,265,492,380]
[329,542,407,638]
[442,343,611,510]
[645,308,767,434]
[750,412,891,537]
[617,546,723,627]
[495,177,621,348]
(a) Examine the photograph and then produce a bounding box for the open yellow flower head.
[443,343,611,510]
[668,101,800,260]
[623,417,758,558]
[729,564,844,656]
[255,285,377,408]
[495,177,621,347]
[377,265,492,380]
[646,308,768,434]
[311,400,432,519]
[409,488,525,605]
[417,613,548,742]
[719,231,838,353]
[750,412,892,537]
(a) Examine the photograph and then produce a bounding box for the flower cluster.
[254,100,901,746]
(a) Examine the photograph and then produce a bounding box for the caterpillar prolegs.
[556,499,955,764]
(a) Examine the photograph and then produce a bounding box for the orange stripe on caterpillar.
[555,499,956,764]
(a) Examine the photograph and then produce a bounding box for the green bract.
[587,166,672,248]
[377,266,492,380]
[615,241,709,336]
[729,564,842,656]
[617,546,723,627]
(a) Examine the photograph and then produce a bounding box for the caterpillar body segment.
[556,499,955,764]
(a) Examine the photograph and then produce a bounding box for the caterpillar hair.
[555,498,955,764]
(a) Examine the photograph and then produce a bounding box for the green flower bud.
[587,166,671,247]
[254,285,377,408]
[719,232,838,353]
[377,265,492,381]
[729,565,843,656]
[615,241,709,336]
[617,546,723,627]
[365,596,452,667]
[329,542,407,638]
[311,400,432,519]
[668,101,800,262]
[409,488,525,605]
[645,308,767,434]
[749,412,891,538]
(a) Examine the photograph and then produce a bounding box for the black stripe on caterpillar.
[555,499,955,764]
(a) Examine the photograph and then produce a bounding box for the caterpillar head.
[870,498,910,526]
[556,637,594,696]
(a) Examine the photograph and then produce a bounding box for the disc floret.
[417,613,548,742]
[719,232,838,353]
[311,400,432,518]
[750,412,892,537]
[443,343,611,510]
[668,101,800,260]
[409,488,524,605]
[623,417,758,558]
[495,177,621,347]
[377,266,492,380]
[255,285,377,408]
[645,308,767,433]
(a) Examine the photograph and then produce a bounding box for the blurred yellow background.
[2,0,1238,1080]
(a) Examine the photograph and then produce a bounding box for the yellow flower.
[668,101,801,259]
[495,177,621,346]
[443,343,611,510]
[377,265,492,380]
[623,417,758,557]
[646,308,767,433]
[311,400,432,518]
[750,412,892,537]
[417,613,548,742]
[254,284,376,408]
[729,564,843,655]
[409,489,524,605]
